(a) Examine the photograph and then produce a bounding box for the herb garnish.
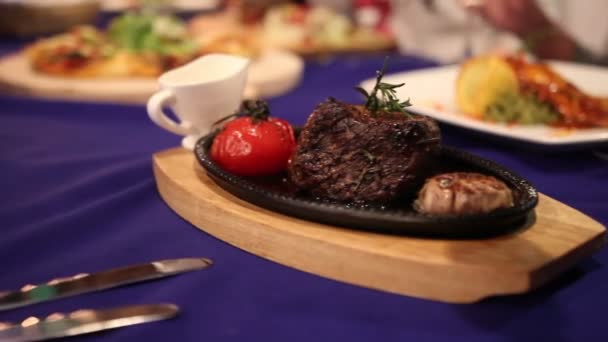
[355,57,412,115]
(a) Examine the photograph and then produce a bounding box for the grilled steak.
[288,98,441,204]
[415,172,514,215]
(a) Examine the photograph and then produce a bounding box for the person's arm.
[465,0,578,61]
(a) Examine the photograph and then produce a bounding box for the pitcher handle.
[147,89,194,137]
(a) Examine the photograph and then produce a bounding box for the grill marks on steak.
[288,98,441,204]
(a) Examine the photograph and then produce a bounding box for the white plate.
[360,61,608,146]
[0,50,303,104]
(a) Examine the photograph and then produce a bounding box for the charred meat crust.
[288,97,441,204]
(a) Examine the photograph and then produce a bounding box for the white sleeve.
[556,0,608,58]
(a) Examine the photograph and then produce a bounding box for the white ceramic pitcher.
[147,54,251,150]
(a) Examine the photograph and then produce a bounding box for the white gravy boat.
[147,53,251,150]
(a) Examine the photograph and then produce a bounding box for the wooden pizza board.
[0,50,303,104]
[153,147,606,303]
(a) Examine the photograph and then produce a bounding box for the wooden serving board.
[0,50,303,103]
[153,147,606,303]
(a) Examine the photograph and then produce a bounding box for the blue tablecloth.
[1,42,607,342]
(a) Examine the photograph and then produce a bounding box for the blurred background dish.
[171,0,220,12]
[259,4,394,54]
[455,55,608,128]
[0,0,100,38]
[189,9,260,58]
[188,2,395,56]
[0,6,303,102]
[99,0,137,12]
[100,0,220,13]
[0,47,302,103]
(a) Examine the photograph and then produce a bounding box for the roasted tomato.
[210,101,296,176]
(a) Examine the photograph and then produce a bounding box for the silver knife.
[0,258,212,311]
[0,303,179,341]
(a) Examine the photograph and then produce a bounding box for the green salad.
[107,13,198,57]
[485,92,559,125]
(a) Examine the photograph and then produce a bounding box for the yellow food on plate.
[455,56,519,118]
[456,54,608,127]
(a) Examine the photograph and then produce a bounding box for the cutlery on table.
[0,303,178,341]
[0,258,212,311]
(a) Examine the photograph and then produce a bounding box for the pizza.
[26,26,155,77]
[25,13,199,78]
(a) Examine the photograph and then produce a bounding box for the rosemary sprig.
[355,57,412,115]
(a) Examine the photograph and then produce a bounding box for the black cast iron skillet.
[194,131,538,239]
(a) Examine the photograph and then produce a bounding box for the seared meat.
[415,172,514,215]
[288,98,441,204]
[505,56,608,128]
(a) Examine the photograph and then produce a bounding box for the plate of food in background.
[0,10,303,103]
[100,0,221,13]
[359,55,608,147]
[189,3,395,56]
